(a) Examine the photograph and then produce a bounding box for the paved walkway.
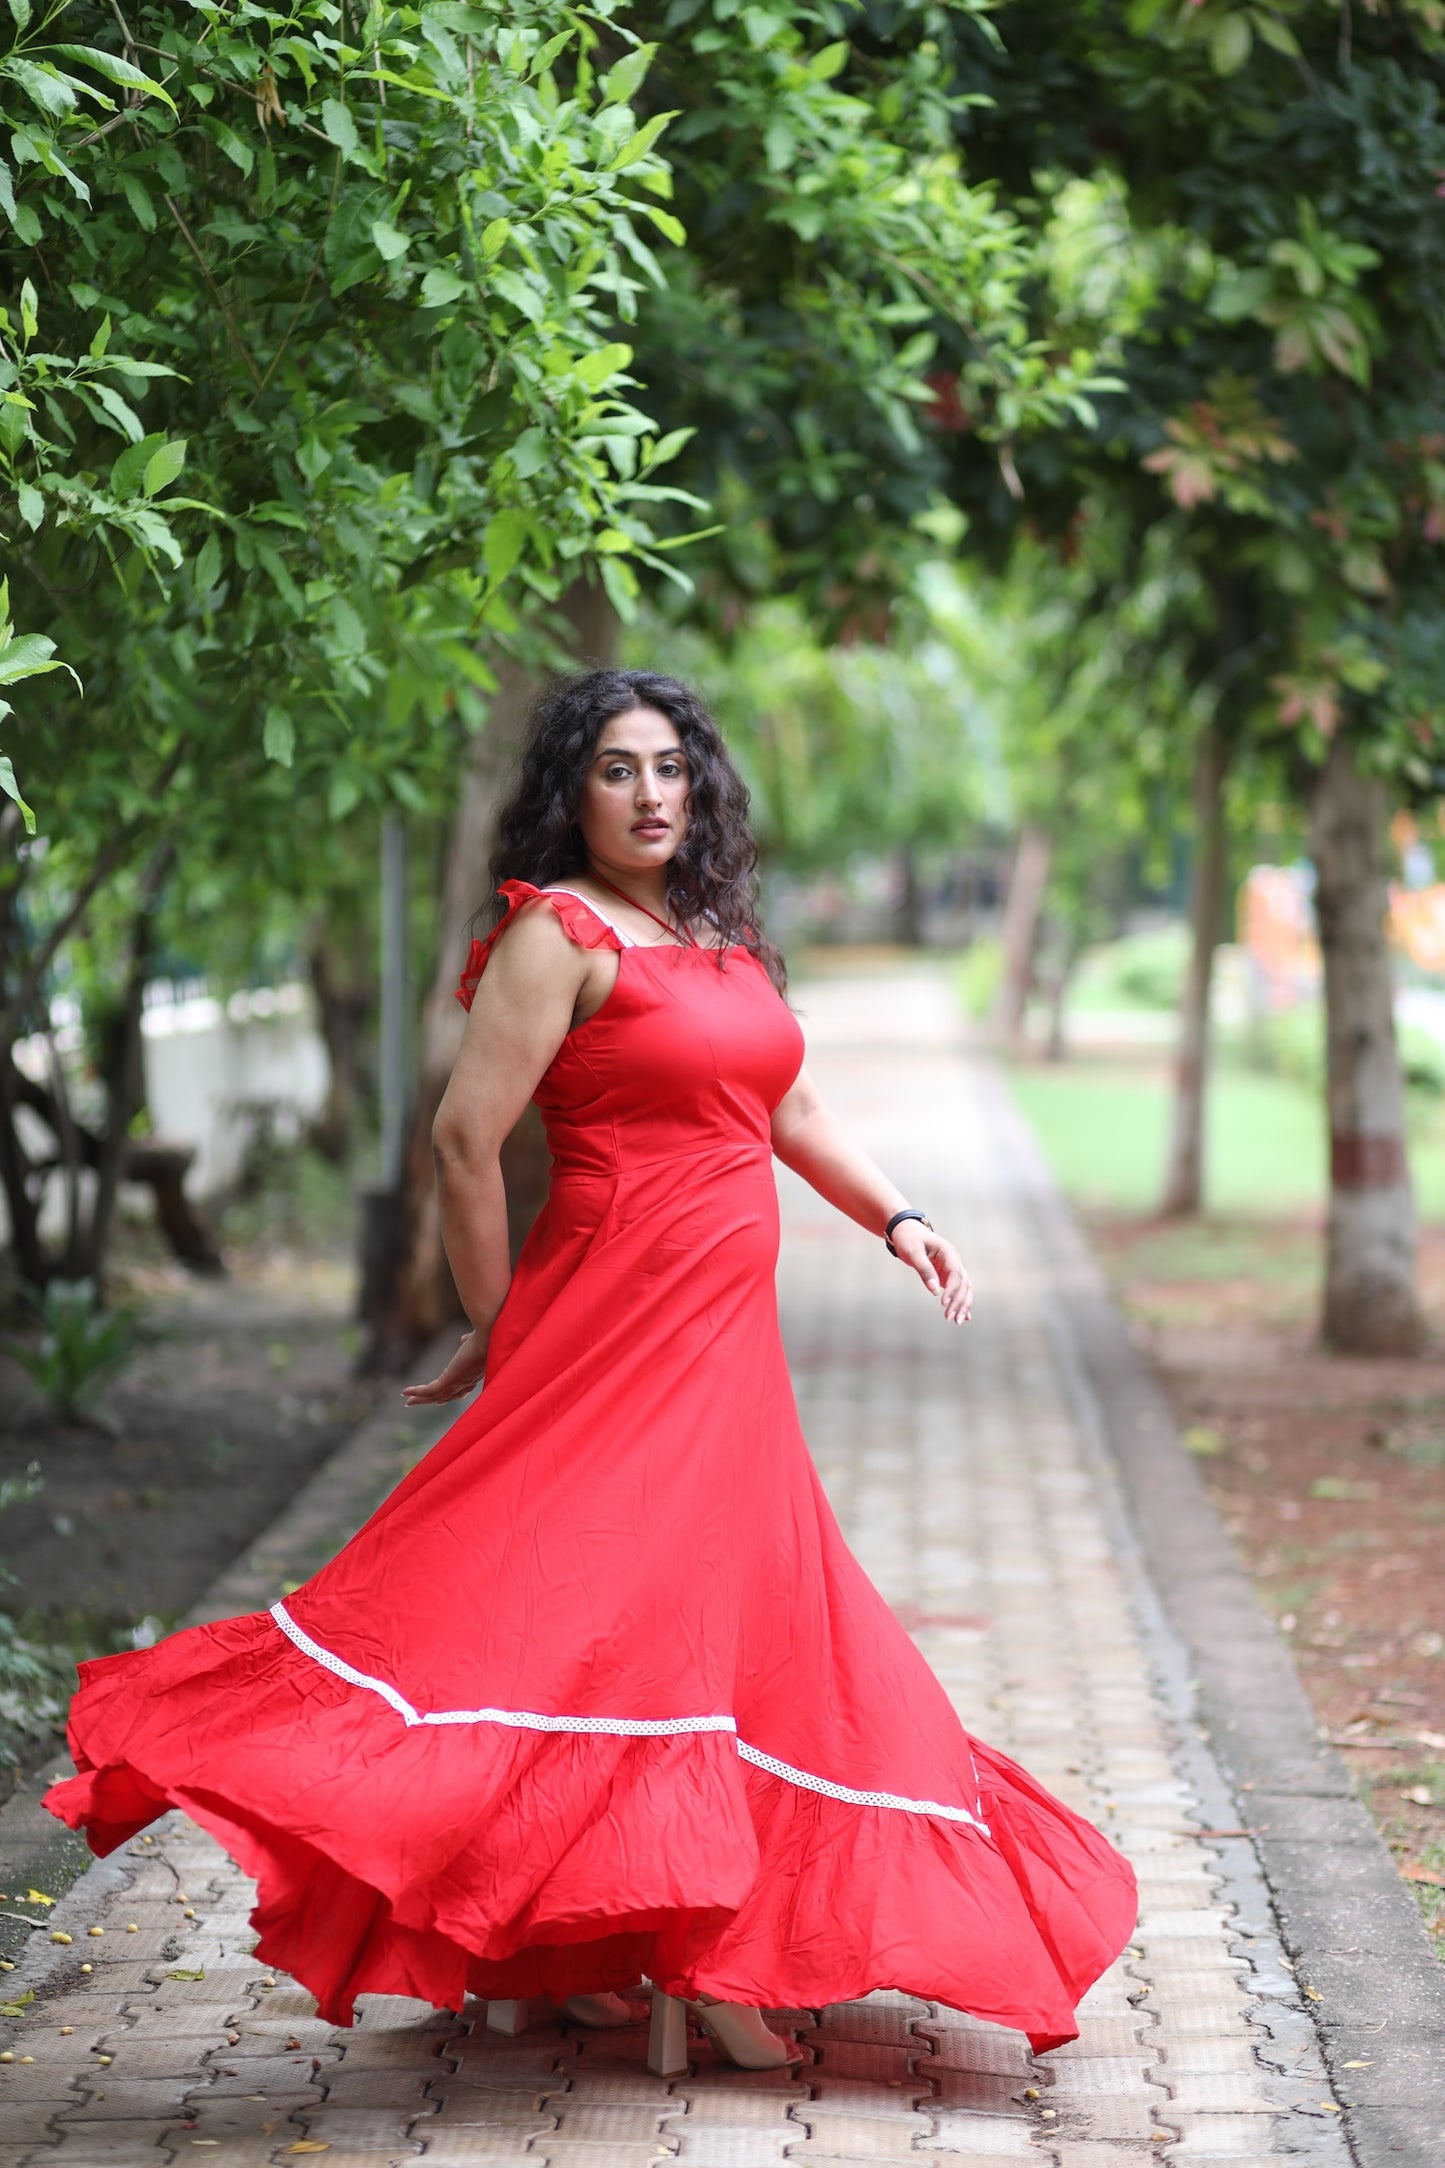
[1,970,1355,2166]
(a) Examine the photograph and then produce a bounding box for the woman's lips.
[632,822,669,836]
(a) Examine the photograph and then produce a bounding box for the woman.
[47,668,1135,2070]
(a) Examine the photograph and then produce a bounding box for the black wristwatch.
[884,1208,933,1258]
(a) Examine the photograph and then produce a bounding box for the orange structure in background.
[1241,842,1445,1004]
[1389,884,1445,975]
[1240,865,1320,1012]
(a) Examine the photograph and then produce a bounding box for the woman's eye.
[605,764,632,780]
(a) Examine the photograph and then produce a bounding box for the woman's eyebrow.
[594,743,685,761]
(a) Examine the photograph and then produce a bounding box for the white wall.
[139,981,330,1197]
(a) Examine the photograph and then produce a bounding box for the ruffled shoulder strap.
[454,881,629,1011]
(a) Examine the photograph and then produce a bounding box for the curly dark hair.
[488,667,786,991]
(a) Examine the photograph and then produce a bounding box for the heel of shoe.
[689,1999,802,2071]
[486,1999,529,2036]
[647,1990,689,2076]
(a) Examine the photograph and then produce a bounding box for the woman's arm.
[402,908,597,1405]
[770,1065,973,1325]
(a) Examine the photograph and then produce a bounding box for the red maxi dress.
[48,883,1136,2050]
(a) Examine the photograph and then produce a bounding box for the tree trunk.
[1043,930,1085,1062]
[82,839,175,1294]
[993,822,1050,1044]
[1309,734,1423,1355]
[1160,722,1229,1217]
[894,846,923,945]
[363,583,619,1366]
[307,932,372,1162]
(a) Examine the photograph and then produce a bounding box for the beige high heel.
[645,1990,802,2074]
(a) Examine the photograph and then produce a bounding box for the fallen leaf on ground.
[1402,1863,1445,1887]
[1184,1426,1226,1455]
[166,1968,206,1981]
[285,2146,330,2156]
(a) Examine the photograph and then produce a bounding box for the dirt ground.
[0,1175,379,1806]
[1087,1210,1445,1954]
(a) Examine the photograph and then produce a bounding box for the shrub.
[1,1281,137,1425]
[0,1465,75,1769]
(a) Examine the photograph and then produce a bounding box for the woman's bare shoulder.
[469,894,594,998]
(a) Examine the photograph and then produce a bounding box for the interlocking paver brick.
[412,2145,534,2167]
[787,2106,932,2155]
[665,2129,794,2164]
[52,2075,192,2117]
[2,2089,79,2121]
[421,2093,556,2136]
[542,2102,674,2142]
[663,2094,804,2130]
[28,2133,179,2165]
[325,2067,443,2110]
[924,2071,1031,2116]
[1169,2117,1288,2158]
[521,2145,678,2167]
[913,2106,1038,2155]
[807,2043,922,2082]
[293,2106,438,2147]
[1049,2148,1172,2167]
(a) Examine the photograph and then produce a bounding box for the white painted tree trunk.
[1161,723,1228,1218]
[1309,734,1422,1355]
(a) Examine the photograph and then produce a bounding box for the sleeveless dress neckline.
[46,879,1136,2051]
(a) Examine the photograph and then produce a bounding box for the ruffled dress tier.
[47,881,1136,2051]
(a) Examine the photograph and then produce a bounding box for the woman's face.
[576,705,691,875]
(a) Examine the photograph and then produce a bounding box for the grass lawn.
[1008,1051,1445,1220]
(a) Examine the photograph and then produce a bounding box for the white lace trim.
[269,1603,989,1833]
[539,887,638,947]
[734,1740,986,1827]
[271,1602,728,1735]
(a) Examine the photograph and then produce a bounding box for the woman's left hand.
[890,1221,973,1324]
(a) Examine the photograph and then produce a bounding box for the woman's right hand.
[401,1329,489,1407]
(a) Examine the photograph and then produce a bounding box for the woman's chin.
[605,841,676,869]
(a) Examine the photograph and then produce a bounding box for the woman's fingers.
[914,1234,972,1324]
[402,1334,486,1405]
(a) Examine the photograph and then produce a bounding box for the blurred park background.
[2,3,1445,1937]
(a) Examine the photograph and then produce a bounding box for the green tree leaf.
[141,439,186,497]
[420,266,467,308]
[53,44,177,111]
[0,754,35,835]
[1210,13,1253,73]
[600,44,656,108]
[262,705,295,767]
[483,509,530,585]
[320,99,360,161]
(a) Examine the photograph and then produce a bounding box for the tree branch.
[164,194,266,393]
[0,746,185,1045]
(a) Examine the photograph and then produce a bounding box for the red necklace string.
[590,871,694,946]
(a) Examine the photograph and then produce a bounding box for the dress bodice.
[457,882,805,1179]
